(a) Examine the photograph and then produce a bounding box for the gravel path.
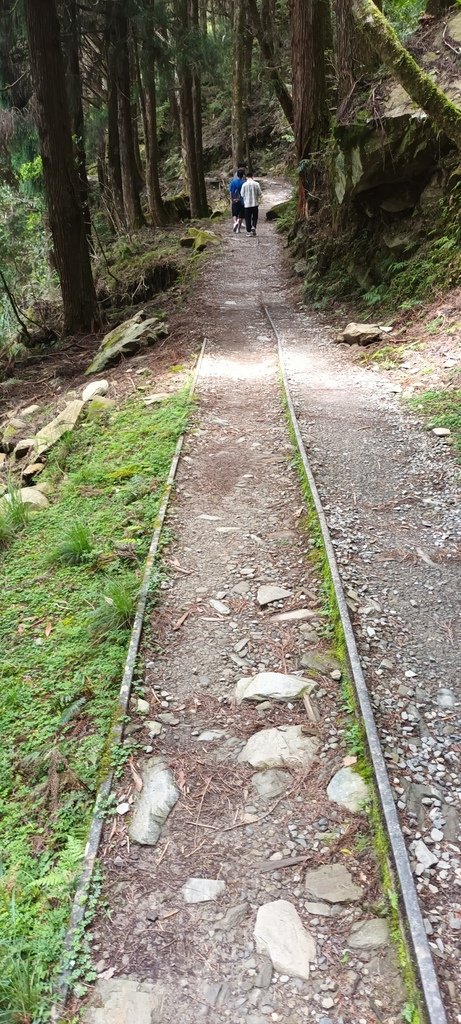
[79,182,458,1024]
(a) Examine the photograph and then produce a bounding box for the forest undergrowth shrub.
[0,391,190,1019]
[0,174,58,365]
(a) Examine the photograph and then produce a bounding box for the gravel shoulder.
[76,181,460,1024]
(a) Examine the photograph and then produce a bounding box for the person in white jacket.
[240,172,262,236]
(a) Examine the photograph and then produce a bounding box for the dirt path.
[78,182,459,1024]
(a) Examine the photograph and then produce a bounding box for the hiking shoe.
[251,227,256,236]
[246,231,252,236]
[232,222,238,233]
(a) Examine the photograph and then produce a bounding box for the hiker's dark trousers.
[244,206,259,232]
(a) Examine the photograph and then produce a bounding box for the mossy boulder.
[85,313,168,375]
[266,200,291,221]
[184,226,219,253]
[163,193,191,222]
[86,396,116,421]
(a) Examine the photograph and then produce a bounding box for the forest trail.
[80,182,459,1024]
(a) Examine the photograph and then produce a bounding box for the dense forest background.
[1,0,460,372]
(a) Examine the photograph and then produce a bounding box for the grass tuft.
[50,521,94,566]
[89,579,137,638]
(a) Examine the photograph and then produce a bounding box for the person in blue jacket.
[229,167,245,233]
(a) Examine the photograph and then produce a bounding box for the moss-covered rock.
[85,313,168,375]
[163,193,191,222]
[266,200,292,221]
[86,396,116,421]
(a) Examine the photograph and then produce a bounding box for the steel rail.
[263,301,447,1024]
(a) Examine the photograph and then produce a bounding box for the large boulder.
[332,10,461,212]
[86,314,168,375]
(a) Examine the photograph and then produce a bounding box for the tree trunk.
[106,10,125,229]
[113,6,145,229]
[243,19,253,169]
[62,0,92,244]
[351,0,461,150]
[426,0,451,14]
[232,0,246,168]
[291,0,329,216]
[24,0,98,335]
[335,0,378,105]
[190,0,208,213]
[139,4,168,228]
[247,0,294,127]
[176,0,208,217]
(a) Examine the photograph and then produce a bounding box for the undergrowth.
[0,391,190,1019]
[409,387,461,460]
[280,382,423,1024]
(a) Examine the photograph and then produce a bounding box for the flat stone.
[327,767,369,812]
[432,427,451,437]
[254,900,316,980]
[215,903,248,931]
[304,863,363,903]
[3,486,49,510]
[82,379,109,402]
[336,322,383,346]
[158,712,180,725]
[20,404,40,418]
[348,918,390,949]
[300,651,340,675]
[13,437,36,459]
[22,462,44,479]
[146,720,162,737]
[252,769,291,801]
[305,901,337,917]
[143,392,170,406]
[271,608,317,622]
[34,399,84,456]
[198,729,227,741]
[82,978,166,1024]
[209,598,230,615]
[181,877,225,903]
[137,698,150,714]
[129,759,179,845]
[414,839,438,869]
[257,585,291,606]
[238,725,319,770]
[254,959,273,989]
[235,672,315,705]
[436,687,456,709]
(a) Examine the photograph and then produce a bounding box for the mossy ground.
[0,391,190,1019]
[409,386,461,460]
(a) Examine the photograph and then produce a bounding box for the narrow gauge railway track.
[57,218,449,1024]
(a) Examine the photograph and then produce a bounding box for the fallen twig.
[257,853,312,873]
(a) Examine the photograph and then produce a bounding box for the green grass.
[409,387,461,461]
[0,391,190,1019]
